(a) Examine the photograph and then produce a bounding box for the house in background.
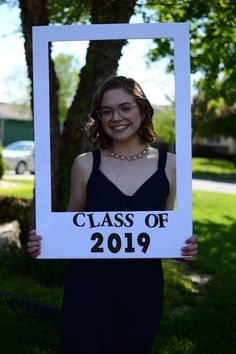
[0,103,33,146]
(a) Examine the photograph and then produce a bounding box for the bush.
[0,196,31,244]
[0,146,6,179]
[0,247,67,288]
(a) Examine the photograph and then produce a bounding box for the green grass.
[152,191,236,354]
[0,176,34,199]
[0,297,60,354]
[192,157,236,181]
[0,166,236,353]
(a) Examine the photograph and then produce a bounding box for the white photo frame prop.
[32,23,192,259]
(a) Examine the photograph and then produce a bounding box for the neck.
[111,138,144,156]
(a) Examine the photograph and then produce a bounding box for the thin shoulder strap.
[92,149,101,170]
[157,150,167,171]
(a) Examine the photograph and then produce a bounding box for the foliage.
[144,0,236,104]
[0,247,67,290]
[153,103,175,144]
[53,53,80,123]
[0,146,6,179]
[198,103,236,139]
[48,0,91,25]
[0,196,31,244]
[191,90,236,155]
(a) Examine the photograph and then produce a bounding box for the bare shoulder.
[71,151,93,185]
[73,151,93,169]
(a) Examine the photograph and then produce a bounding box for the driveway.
[3,170,34,180]
[192,179,236,195]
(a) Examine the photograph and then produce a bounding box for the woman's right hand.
[27,229,42,258]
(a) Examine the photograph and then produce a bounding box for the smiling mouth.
[111,124,129,131]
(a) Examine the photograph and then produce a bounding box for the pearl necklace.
[109,144,150,161]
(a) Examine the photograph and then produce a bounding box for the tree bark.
[19,0,60,212]
[60,0,137,209]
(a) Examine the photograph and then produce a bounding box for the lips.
[111,124,129,132]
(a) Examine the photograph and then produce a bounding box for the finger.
[182,247,198,255]
[28,235,42,242]
[182,250,198,257]
[185,234,198,244]
[28,246,41,254]
[30,250,41,258]
[27,241,41,248]
[182,243,198,252]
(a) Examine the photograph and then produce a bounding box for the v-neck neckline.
[98,168,159,198]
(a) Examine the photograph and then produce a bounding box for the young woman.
[28,76,198,354]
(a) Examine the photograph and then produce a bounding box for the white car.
[2,140,34,174]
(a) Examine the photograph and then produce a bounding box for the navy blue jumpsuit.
[61,149,170,354]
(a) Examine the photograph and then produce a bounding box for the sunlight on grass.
[152,190,236,354]
[192,157,236,181]
[192,158,235,173]
[0,176,34,199]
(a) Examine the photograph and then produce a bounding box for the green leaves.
[144,0,236,103]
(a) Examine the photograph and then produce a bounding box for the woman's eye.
[102,110,112,116]
[121,106,131,113]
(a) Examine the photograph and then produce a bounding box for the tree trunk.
[60,0,137,209]
[19,0,60,212]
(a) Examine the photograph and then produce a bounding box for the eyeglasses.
[97,103,137,122]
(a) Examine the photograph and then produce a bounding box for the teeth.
[112,125,128,131]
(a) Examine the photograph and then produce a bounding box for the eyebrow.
[101,102,134,108]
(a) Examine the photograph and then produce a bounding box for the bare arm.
[67,152,92,212]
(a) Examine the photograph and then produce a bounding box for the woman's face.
[100,88,143,144]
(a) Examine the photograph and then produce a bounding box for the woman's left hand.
[177,234,198,262]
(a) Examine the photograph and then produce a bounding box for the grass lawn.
[0,175,34,199]
[152,191,236,354]
[0,160,235,353]
[192,157,236,182]
[0,190,235,353]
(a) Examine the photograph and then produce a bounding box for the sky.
[0,3,187,106]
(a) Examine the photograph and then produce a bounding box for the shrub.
[1,247,67,287]
[0,146,6,179]
[0,196,31,244]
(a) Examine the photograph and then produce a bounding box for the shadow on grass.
[152,217,236,354]
[1,216,236,354]
[192,170,236,182]
[0,297,60,354]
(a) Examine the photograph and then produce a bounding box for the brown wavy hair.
[86,76,156,148]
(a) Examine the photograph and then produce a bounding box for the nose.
[112,109,122,121]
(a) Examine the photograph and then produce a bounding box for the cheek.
[101,121,109,131]
[133,116,143,129]
[101,122,112,136]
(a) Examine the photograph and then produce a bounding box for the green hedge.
[0,247,67,288]
[0,196,31,244]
